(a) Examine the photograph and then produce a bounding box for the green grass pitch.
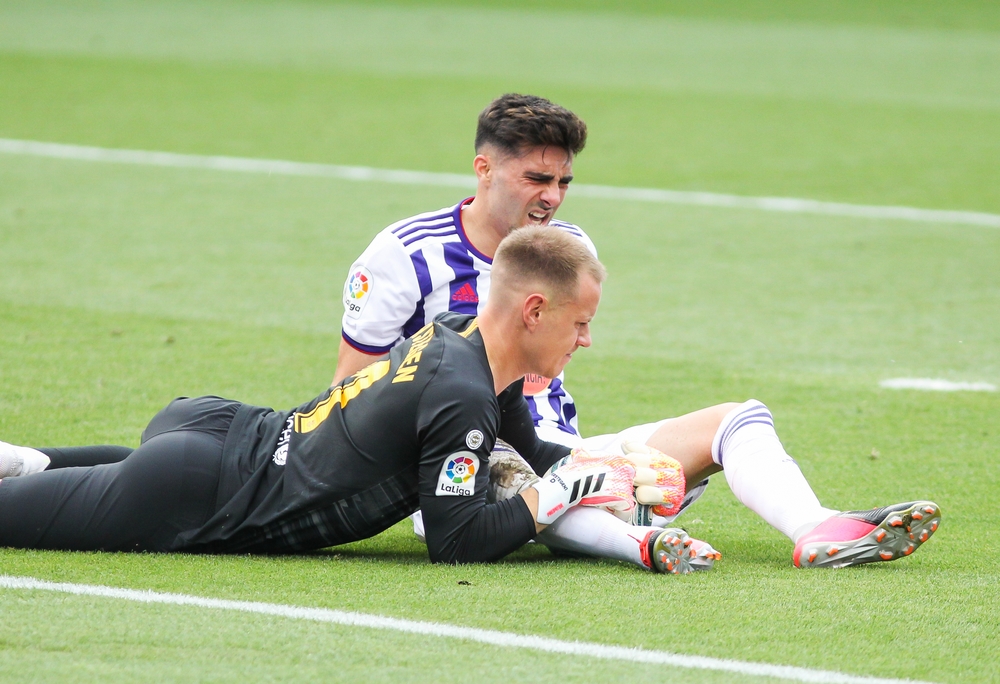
[1,1,999,681]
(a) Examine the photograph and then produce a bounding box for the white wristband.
[531,472,579,525]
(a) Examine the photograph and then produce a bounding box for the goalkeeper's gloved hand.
[617,440,686,519]
[531,449,637,525]
[617,503,677,528]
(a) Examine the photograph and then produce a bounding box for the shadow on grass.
[302,537,561,567]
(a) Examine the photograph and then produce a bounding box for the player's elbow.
[427,540,511,565]
[425,503,537,565]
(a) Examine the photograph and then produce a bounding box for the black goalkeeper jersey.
[173,312,569,563]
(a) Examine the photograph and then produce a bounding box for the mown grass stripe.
[2,138,998,229]
[880,378,997,392]
[0,575,936,684]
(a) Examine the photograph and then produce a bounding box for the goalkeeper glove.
[620,503,676,528]
[617,440,686,518]
[531,449,637,525]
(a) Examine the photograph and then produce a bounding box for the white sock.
[0,441,51,477]
[410,510,426,543]
[538,506,659,570]
[712,400,837,542]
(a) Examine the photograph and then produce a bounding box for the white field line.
[880,378,997,392]
[2,138,999,229]
[1,575,936,684]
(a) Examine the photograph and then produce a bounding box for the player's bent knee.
[703,402,744,432]
[715,401,744,416]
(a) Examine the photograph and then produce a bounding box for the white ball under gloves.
[487,439,540,504]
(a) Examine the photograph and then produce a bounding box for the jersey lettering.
[295,360,390,433]
[393,323,435,383]
[271,415,294,466]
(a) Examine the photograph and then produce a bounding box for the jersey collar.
[454,197,494,264]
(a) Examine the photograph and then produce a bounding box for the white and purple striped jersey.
[341,197,598,440]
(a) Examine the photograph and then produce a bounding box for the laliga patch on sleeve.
[436,451,480,496]
[343,266,374,319]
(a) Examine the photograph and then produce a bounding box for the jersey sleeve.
[497,379,571,475]
[414,350,538,564]
[551,220,599,258]
[341,231,423,354]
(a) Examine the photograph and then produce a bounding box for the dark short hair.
[494,225,606,303]
[475,94,587,158]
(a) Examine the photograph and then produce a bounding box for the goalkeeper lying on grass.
[0,226,701,568]
[0,224,941,571]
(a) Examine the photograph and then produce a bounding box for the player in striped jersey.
[330,93,941,571]
[339,199,592,440]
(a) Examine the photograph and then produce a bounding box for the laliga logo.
[446,455,476,484]
[344,268,373,317]
[436,450,479,497]
[347,271,369,300]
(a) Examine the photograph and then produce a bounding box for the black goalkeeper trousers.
[0,397,238,552]
[38,445,134,469]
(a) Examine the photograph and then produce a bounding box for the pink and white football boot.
[794,501,941,569]
[641,528,721,574]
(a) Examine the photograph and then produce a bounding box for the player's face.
[533,273,600,378]
[487,146,573,230]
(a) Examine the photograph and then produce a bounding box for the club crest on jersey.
[343,266,373,319]
[436,451,479,496]
[465,430,484,450]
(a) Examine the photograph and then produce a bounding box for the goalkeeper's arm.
[518,486,547,533]
[488,441,650,528]
[495,379,572,474]
[528,450,638,525]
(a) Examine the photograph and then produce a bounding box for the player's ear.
[473,153,491,182]
[522,293,546,332]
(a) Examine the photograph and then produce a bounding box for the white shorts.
[535,421,665,455]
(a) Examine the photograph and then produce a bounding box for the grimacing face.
[484,145,574,231]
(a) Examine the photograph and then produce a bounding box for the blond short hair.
[493,225,606,303]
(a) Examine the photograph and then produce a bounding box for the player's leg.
[0,440,52,476]
[0,395,236,476]
[538,507,719,574]
[641,405,729,486]
[645,400,837,541]
[654,399,941,566]
[535,401,826,570]
[536,401,938,569]
[0,396,239,550]
[0,442,134,476]
[40,446,134,469]
[0,429,224,552]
